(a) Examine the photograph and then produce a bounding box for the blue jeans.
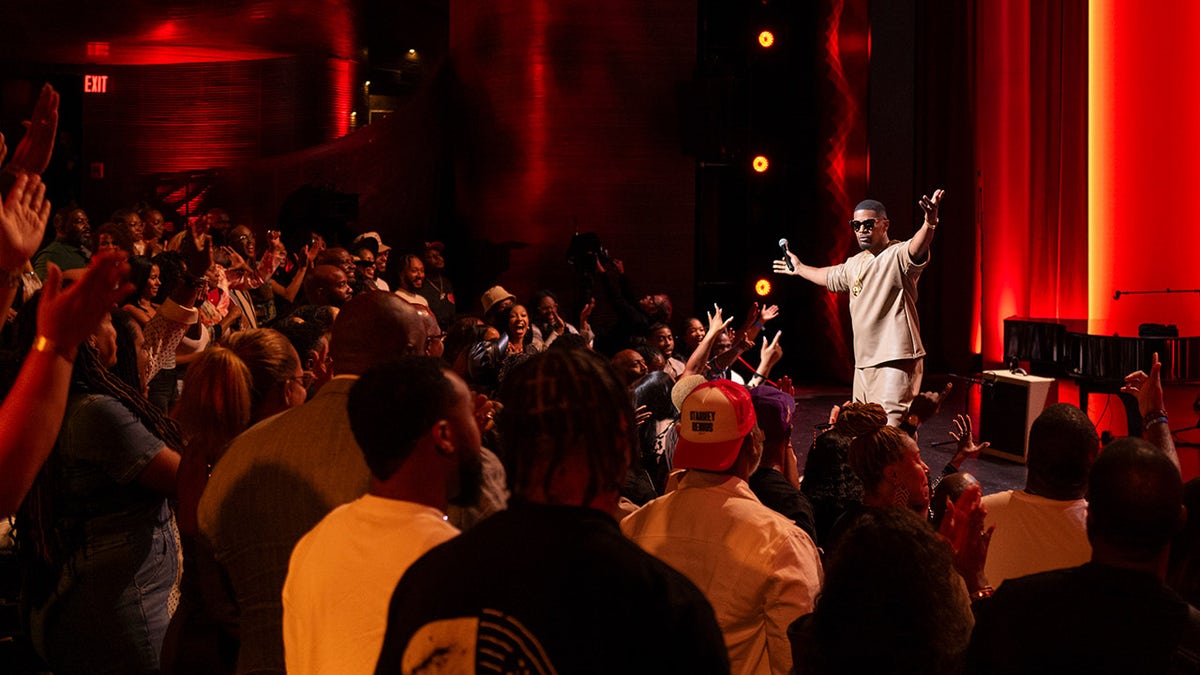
[28,516,178,674]
[147,367,178,414]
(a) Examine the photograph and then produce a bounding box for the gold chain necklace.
[851,255,869,297]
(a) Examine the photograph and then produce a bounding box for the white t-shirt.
[283,495,458,675]
[394,287,430,307]
[981,489,1091,586]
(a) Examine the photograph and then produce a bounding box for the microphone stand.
[1113,288,1200,300]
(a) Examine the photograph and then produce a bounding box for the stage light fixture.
[752,155,770,173]
[758,31,775,48]
[756,279,772,296]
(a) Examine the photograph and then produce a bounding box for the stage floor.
[789,382,1028,495]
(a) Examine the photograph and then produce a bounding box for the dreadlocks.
[496,348,635,508]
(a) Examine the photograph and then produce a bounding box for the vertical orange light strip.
[1087,0,1112,327]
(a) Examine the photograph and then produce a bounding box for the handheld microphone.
[778,238,794,271]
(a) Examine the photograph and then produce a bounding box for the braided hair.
[837,401,909,493]
[17,297,183,598]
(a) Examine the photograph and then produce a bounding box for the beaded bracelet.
[1144,415,1169,433]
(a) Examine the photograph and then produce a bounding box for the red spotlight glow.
[752,155,770,172]
[758,31,775,48]
[755,279,772,296]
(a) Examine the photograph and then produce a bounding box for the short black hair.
[273,319,325,365]
[348,357,459,481]
[854,199,887,216]
[1088,437,1183,556]
[547,332,589,352]
[1027,403,1098,492]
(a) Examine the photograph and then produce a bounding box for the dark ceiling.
[0,0,447,75]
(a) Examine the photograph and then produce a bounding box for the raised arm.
[682,305,732,378]
[1121,352,1180,470]
[0,83,59,194]
[747,331,784,388]
[908,188,944,263]
[0,172,52,319]
[273,243,318,303]
[0,253,132,515]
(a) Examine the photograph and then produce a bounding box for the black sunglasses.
[849,218,885,233]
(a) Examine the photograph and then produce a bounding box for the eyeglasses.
[425,333,447,349]
[849,218,885,233]
[355,259,375,268]
[285,372,317,389]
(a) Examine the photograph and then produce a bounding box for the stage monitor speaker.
[980,370,1055,463]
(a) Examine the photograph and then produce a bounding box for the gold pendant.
[851,283,862,297]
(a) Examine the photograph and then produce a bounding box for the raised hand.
[266,230,286,258]
[938,483,993,594]
[760,332,783,370]
[761,304,780,323]
[180,231,214,278]
[1121,351,1166,416]
[0,173,51,270]
[220,245,248,271]
[474,393,500,433]
[579,297,595,330]
[39,252,133,356]
[948,414,989,468]
[6,84,59,176]
[918,188,945,226]
[706,303,731,335]
[907,382,954,423]
[549,308,566,335]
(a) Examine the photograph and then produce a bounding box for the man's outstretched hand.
[918,188,945,227]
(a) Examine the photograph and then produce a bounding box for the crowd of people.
[3,84,1200,675]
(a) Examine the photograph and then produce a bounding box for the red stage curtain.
[974,0,1088,364]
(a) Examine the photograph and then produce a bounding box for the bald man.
[303,264,353,307]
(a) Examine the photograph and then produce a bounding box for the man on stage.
[773,189,943,424]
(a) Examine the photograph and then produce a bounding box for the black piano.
[1004,317,1200,434]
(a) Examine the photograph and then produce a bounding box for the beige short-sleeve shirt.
[826,240,927,368]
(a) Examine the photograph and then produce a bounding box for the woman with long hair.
[17,302,185,674]
[121,256,161,327]
[164,328,309,674]
[173,328,309,536]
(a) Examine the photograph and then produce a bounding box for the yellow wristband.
[33,335,75,363]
